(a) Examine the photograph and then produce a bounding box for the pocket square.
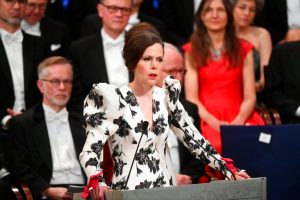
[51,44,61,51]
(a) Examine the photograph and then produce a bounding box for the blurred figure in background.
[21,0,70,56]
[184,0,264,154]
[231,0,272,92]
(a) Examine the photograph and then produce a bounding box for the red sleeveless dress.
[183,40,265,154]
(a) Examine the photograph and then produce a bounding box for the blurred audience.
[183,0,264,154]
[79,0,167,40]
[68,0,132,112]
[0,0,46,133]
[231,0,272,92]
[157,42,205,185]
[21,0,70,56]
[255,0,300,45]
[262,41,300,124]
[7,56,86,200]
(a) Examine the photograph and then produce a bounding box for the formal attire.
[80,76,234,193]
[21,17,70,57]
[262,41,300,123]
[67,30,130,113]
[79,12,167,41]
[0,31,46,133]
[7,104,86,199]
[183,40,265,154]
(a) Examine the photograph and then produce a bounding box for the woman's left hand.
[234,170,251,180]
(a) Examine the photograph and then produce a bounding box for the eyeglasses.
[26,2,47,11]
[4,0,27,6]
[100,3,132,16]
[41,79,73,87]
[167,69,187,76]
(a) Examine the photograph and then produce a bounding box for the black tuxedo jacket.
[262,41,300,123]
[79,12,167,41]
[255,0,287,45]
[178,96,205,183]
[40,17,70,57]
[0,32,46,133]
[7,104,86,199]
[67,31,111,112]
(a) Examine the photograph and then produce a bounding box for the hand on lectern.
[90,185,112,200]
[234,170,251,180]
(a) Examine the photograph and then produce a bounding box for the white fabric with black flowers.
[80,76,234,190]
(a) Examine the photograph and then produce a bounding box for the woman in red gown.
[183,0,264,154]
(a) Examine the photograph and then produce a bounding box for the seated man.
[7,56,86,200]
[157,42,205,185]
[262,41,300,123]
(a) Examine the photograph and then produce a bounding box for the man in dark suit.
[21,0,70,56]
[255,0,300,45]
[7,56,86,200]
[262,41,300,124]
[68,0,132,112]
[158,43,205,185]
[0,0,46,134]
[79,0,167,40]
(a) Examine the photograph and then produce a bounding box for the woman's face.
[134,43,164,87]
[200,0,228,33]
[233,0,256,28]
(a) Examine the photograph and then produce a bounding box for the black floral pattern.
[88,90,103,109]
[113,116,132,137]
[85,112,107,128]
[153,116,167,135]
[81,78,233,191]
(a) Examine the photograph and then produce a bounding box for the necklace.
[209,47,224,61]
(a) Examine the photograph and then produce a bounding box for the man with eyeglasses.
[21,0,70,56]
[7,56,86,200]
[0,0,47,134]
[68,0,133,113]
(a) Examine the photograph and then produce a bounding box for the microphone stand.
[124,121,149,188]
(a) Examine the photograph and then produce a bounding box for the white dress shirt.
[43,104,85,185]
[101,29,129,87]
[126,12,140,31]
[21,20,41,37]
[287,0,300,29]
[167,131,180,174]
[0,29,25,128]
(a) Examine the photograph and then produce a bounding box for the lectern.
[74,178,266,200]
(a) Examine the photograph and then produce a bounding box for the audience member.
[158,42,205,185]
[79,0,167,41]
[80,22,249,200]
[231,0,271,92]
[262,41,300,124]
[184,0,264,154]
[7,56,86,200]
[68,0,132,112]
[21,0,70,56]
[0,0,46,133]
[255,0,300,45]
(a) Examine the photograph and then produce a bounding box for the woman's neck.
[208,30,225,50]
[129,81,153,98]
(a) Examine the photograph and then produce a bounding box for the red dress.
[183,40,265,154]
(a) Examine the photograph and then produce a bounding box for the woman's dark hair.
[190,0,241,68]
[229,0,265,14]
[122,22,164,71]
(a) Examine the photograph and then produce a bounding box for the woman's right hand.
[208,117,229,132]
[90,186,111,200]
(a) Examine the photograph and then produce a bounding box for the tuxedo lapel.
[91,33,109,83]
[0,39,14,89]
[32,106,53,171]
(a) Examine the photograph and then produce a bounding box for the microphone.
[124,120,149,189]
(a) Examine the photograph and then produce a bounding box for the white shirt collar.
[0,28,23,45]
[21,20,41,37]
[101,28,125,46]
